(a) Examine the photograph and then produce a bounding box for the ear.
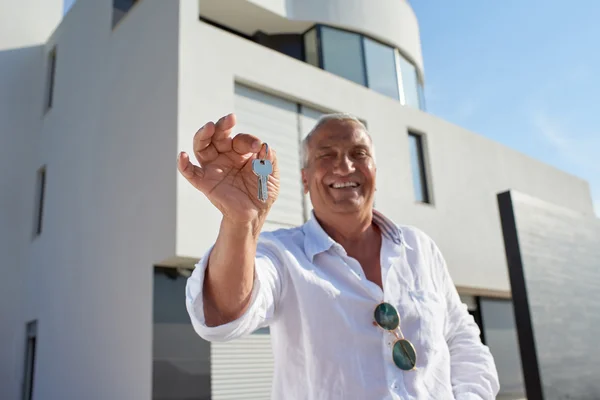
[301,169,309,194]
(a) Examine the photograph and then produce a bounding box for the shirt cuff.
[184,245,265,342]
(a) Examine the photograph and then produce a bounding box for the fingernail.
[252,141,261,151]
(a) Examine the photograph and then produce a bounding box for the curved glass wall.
[304,25,425,110]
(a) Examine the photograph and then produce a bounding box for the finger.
[193,122,219,166]
[250,143,278,176]
[177,151,204,186]
[232,133,262,155]
[212,113,236,153]
[258,142,276,163]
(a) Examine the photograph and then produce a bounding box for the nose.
[332,154,355,175]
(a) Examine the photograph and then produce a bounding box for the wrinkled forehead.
[309,120,372,150]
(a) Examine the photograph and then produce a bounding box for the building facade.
[0,0,596,399]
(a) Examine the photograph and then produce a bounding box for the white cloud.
[531,111,600,173]
[531,111,600,217]
[455,99,478,120]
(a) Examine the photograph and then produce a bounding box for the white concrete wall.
[1,0,180,398]
[176,17,594,295]
[0,1,63,398]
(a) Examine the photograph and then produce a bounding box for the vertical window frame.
[359,36,369,89]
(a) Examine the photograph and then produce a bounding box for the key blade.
[256,175,265,202]
[260,174,269,202]
[257,175,268,202]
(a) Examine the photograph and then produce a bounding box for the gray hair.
[300,113,374,168]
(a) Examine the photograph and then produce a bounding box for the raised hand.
[177,113,279,224]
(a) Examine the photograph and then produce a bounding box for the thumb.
[177,151,204,185]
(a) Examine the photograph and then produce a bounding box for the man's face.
[301,120,376,216]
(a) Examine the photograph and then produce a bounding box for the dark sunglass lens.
[374,302,400,330]
[392,339,417,371]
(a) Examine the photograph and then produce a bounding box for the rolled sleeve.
[432,242,500,400]
[185,239,285,342]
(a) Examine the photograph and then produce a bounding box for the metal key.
[252,143,272,202]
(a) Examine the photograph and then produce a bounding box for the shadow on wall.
[152,360,211,400]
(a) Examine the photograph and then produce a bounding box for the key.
[252,143,272,202]
[252,159,272,202]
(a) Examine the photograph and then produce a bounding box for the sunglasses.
[373,302,417,371]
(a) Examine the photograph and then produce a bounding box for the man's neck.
[314,209,379,251]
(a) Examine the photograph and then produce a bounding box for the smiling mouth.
[329,182,360,189]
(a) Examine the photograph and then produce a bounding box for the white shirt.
[186,210,500,400]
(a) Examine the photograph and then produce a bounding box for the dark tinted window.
[34,166,46,236]
[113,0,138,27]
[253,32,304,61]
[408,133,430,204]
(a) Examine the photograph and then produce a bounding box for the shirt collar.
[302,208,410,261]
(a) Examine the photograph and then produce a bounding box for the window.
[45,47,56,112]
[33,166,47,237]
[363,38,400,100]
[479,298,526,399]
[253,32,304,61]
[408,133,431,204]
[112,0,138,27]
[21,321,37,400]
[201,19,427,108]
[304,27,319,68]
[319,26,366,86]
[398,54,421,109]
[153,267,211,399]
[305,25,425,107]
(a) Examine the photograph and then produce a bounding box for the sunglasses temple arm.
[394,328,405,340]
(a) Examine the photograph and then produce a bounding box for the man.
[177,112,499,399]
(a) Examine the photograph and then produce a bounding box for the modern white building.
[0,0,596,399]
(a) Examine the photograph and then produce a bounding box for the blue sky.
[63,0,599,216]
[410,0,600,217]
